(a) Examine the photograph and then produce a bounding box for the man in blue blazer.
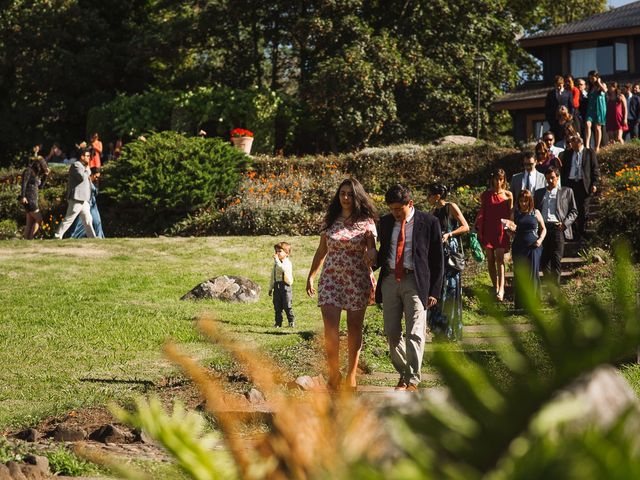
[54,148,97,239]
[375,185,444,391]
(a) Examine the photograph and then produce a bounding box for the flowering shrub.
[610,165,640,192]
[0,219,18,239]
[230,128,253,138]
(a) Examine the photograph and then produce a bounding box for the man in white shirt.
[542,131,564,158]
[534,166,578,285]
[510,151,547,213]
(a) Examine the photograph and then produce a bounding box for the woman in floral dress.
[307,178,378,392]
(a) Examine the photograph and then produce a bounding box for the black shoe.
[274,323,282,328]
[288,322,295,328]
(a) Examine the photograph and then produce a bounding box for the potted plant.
[230,128,254,155]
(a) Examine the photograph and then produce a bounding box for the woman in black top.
[427,184,469,341]
[19,155,50,239]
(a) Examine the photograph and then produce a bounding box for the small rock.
[23,456,49,477]
[19,464,43,480]
[13,428,39,442]
[0,464,11,480]
[138,429,158,446]
[181,275,261,302]
[6,462,26,480]
[293,375,326,391]
[89,424,130,444]
[592,254,605,264]
[52,425,87,442]
[245,388,266,404]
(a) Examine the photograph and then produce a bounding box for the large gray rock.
[433,135,478,146]
[181,275,261,302]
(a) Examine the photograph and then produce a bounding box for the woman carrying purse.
[427,184,470,341]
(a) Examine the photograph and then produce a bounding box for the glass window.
[616,39,628,71]
[569,40,627,77]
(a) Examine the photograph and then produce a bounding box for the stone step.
[505,270,574,280]
[464,323,533,334]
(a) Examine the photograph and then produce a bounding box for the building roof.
[521,1,640,47]
[493,86,548,111]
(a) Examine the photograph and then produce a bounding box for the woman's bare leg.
[23,213,33,239]
[594,124,602,151]
[345,308,366,388]
[495,248,506,300]
[30,211,42,239]
[585,120,593,148]
[485,248,497,292]
[321,305,342,390]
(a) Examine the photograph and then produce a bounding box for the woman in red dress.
[605,81,628,144]
[306,178,378,392]
[475,169,513,302]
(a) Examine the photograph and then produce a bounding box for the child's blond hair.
[274,242,291,255]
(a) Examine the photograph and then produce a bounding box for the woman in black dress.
[504,190,546,309]
[19,155,50,239]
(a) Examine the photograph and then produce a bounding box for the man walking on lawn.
[375,184,444,392]
[54,148,96,239]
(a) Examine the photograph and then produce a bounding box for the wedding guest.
[542,131,564,158]
[577,78,590,138]
[475,169,513,302]
[54,148,97,239]
[565,74,582,133]
[19,155,50,240]
[375,184,444,391]
[621,83,633,141]
[90,133,102,172]
[511,151,547,213]
[545,75,574,141]
[268,242,295,328]
[504,190,546,309]
[605,81,628,144]
[629,83,640,139]
[68,167,105,238]
[427,184,469,341]
[534,166,578,286]
[560,135,599,241]
[306,178,378,392]
[584,70,607,152]
[557,105,579,146]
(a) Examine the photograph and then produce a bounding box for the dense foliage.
[0,0,607,163]
[102,132,249,230]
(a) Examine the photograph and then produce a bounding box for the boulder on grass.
[433,135,477,146]
[181,275,261,303]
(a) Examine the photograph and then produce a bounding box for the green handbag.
[469,232,485,262]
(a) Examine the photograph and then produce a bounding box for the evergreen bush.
[103,132,249,231]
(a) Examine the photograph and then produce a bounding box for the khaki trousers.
[381,273,427,386]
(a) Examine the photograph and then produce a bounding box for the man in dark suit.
[54,148,96,239]
[375,185,444,392]
[560,135,600,240]
[534,166,578,286]
[545,75,574,141]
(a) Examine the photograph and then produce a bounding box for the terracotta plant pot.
[231,136,254,155]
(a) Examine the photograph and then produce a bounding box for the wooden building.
[494,1,640,141]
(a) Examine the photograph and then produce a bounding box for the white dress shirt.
[569,147,584,180]
[541,187,559,223]
[388,207,415,270]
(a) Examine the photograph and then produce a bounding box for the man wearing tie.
[545,75,574,141]
[534,167,578,286]
[560,135,600,240]
[375,185,444,392]
[510,151,547,213]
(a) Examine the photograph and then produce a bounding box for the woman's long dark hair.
[322,178,378,230]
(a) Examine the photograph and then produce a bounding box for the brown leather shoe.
[405,384,419,392]
[394,380,408,391]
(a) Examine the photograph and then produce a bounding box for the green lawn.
[1,237,635,431]
[0,236,328,429]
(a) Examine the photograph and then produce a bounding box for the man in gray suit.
[510,151,546,213]
[54,149,97,239]
[534,166,578,286]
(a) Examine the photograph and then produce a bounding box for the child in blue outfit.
[269,242,295,328]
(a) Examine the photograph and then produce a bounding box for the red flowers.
[230,128,254,138]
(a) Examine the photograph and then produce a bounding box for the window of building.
[570,39,628,77]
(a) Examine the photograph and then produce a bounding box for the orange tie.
[395,220,406,282]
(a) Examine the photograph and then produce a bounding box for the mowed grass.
[0,236,328,429]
